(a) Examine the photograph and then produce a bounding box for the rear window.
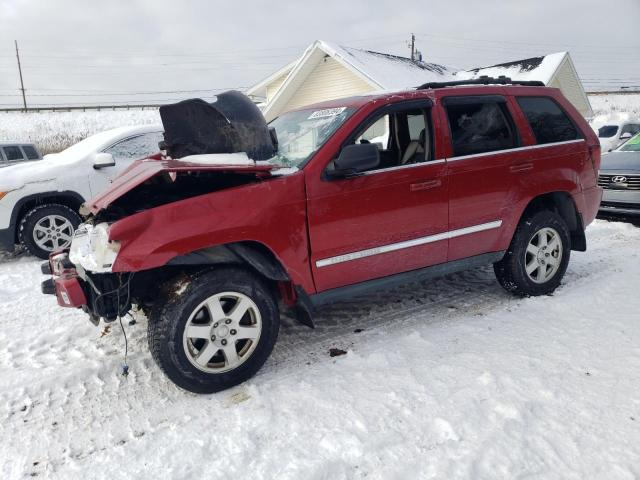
[598,125,618,138]
[21,145,39,160]
[2,146,24,161]
[517,97,581,144]
[445,99,517,157]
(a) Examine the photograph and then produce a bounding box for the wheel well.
[166,241,289,282]
[12,192,84,242]
[521,192,586,251]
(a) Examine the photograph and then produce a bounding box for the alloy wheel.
[182,291,263,374]
[32,215,75,252]
[524,227,563,284]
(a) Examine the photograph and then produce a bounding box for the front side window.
[517,97,581,145]
[445,101,516,157]
[267,107,355,168]
[621,124,640,136]
[598,125,618,138]
[103,131,164,162]
[22,145,39,160]
[3,146,24,161]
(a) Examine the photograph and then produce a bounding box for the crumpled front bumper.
[41,252,88,309]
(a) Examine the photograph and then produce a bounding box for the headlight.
[69,222,121,273]
[0,191,9,201]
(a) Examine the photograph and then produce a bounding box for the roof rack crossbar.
[416,75,545,90]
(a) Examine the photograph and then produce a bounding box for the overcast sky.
[0,0,638,107]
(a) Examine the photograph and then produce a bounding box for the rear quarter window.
[21,145,40,160]
[516,96,582,145]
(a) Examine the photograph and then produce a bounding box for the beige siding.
[282,57,374,111]
[266,71,290,102]
[549,61,591,117]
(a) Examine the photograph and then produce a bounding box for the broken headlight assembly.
[69,222,121,273]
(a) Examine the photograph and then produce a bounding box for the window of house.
[21,145,39,160]
[2,146,24,161]
[516,97,581,144]
[445,100,516,157]
[103,131,164,162]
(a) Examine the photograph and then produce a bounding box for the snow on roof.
[318,40,455,90]
[455,52,568,84]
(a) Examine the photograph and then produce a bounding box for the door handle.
[510,162,533,173]
[410,179,441,191]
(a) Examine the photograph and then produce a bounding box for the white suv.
[598,121,640,152]
[0,125,163,258]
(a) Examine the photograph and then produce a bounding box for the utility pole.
[15,40,27,111]
[410,33,416,61]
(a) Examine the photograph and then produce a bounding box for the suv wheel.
[148,268,279,393]
[19,204,81,259]
[493,210,571,296]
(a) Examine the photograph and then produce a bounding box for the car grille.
[598,174,640,190]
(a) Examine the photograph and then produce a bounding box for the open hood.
[86,158,274,214]
[159,90,277,160]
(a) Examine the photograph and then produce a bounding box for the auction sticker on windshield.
[308,107,346,119]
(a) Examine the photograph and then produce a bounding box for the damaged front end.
[41,90,284,325]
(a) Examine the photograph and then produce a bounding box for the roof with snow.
[248,42,592,120]
[455,52,567,84]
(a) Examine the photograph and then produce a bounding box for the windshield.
[618,133,640,152]
[267,107,355,168]
[598,125,618,138]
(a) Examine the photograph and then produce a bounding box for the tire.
[493,210,571,297]
[148,268,280,394]
[19,203,82,259]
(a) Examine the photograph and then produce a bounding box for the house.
[246,40,454,122]
[246,40,593,120]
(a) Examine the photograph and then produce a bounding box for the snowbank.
[1,220,639,479]
[0,110,160,154]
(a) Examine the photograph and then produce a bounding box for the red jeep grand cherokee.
[42,81,602,393]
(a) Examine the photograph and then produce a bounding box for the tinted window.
[103,131,164,162]
[598,125,618,138]
[517,97,581,144]
[3,146,24,161]
[21,145,39,160]
[445,101,516,157]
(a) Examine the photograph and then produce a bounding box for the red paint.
[66,85,603,303]
[54,274,87,308]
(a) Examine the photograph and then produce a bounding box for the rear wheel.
[148,268,279,393]
[19,204,81,259]
[494,210,571,296]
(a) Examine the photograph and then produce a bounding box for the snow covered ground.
[1,219,639,479]
[0,110,160,154]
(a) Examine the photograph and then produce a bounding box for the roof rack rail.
[417,75,545,90]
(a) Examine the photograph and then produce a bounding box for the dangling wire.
[117,274,129,377]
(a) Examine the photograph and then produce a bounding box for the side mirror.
[620,132,632,140]
[93,152,115,169]
[329,143,380,178]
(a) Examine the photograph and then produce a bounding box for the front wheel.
[19,204,81,259]
[148,268,280,393]
[494,210,571,296]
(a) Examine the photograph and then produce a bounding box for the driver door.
[306,101,449,292]
[89,131,164,197]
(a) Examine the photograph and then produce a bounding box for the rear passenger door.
[439,95,521,261]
